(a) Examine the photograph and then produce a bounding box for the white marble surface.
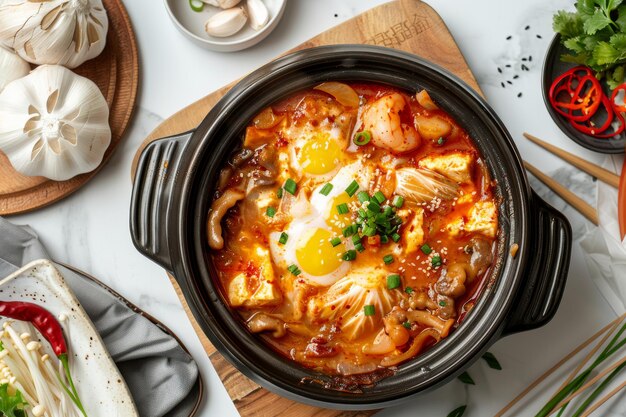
[7,0,626,416]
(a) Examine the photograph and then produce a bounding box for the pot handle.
[130,131,193,273]
[502,192,572,335]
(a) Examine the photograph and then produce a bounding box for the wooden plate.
[0,0,139,216]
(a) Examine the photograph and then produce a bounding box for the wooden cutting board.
[133,1,482,415]
[0,0,139,216]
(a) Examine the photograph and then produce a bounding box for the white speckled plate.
[0,260,139,417]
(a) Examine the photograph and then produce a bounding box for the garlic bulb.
[205,7,248,38]
[247,0,269,30]
[0,65,111,181]
[0,0,109,68]
[202,0,241,8]
[0,46,30,92]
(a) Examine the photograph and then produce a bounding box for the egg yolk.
[298,134,341,175]
[295,228,345,276]
[327,192,354,234]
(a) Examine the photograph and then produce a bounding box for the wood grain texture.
[0,0,139,216]
[136,1,481,415]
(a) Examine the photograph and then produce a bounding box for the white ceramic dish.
[164,0,286,52]
[0,260,139,417]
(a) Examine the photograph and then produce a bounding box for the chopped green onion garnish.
[373,191,386,204]
[432,255,442,267]
[358,208,367,218]
[363,304,375,316]
[343,224,358,237]
[336,203,349,214]
[437,137,446,145]
[357,191,370,203]
[421,243,432,255]
[402,321,412,329]
[319,183,333,196]
[393,195,404,208]
[391,233,401,242]
[351,234,362,245]
[405,287,414,294]
[189,0,204,12]
[367,201,381,213]
[355,243,365,252]
[383,254,394,265]
[277,187,283,198]
[278,232,288,244]
[330,237,342,247]
[362,225,376,237]
[439,300,447,306]
[287,264,301,276]
[353,130,372,146]
[266,206,276,217]
[380,235,389,244]
[387,274,401,289]
[342,249,357,261]
[284,178,297,195]
[345,180,359,197]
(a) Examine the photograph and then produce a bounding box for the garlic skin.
[0,46,29,92]
[0,0,109,69]
[205,7,248,38]
[246,0,269,31]
[202,0,241,8]
[0,65,111,181]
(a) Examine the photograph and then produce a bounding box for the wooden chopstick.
[524,161,599,225]
[524,133,620,188]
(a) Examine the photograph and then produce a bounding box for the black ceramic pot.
[130,45,572,410]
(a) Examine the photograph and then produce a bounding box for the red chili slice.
[612,83,626,113]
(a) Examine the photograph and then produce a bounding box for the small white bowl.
[164,0,286,52]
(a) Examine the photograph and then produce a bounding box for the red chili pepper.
[0,301,87,416]
[611,83,626,113]
[0,301,66,356]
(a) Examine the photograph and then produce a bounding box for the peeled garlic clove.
[202,0,242,8]
[0,0,109,69]
[0,65,111,181]
[205,7,248,38]
[247,0,269,31]
[0,46,30,92]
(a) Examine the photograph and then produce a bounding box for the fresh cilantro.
[457,371,475,385]
[446,405,467,417]
[553,0,626,89]
[0,384,27,417]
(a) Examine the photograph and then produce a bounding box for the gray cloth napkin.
[0,217,200,417]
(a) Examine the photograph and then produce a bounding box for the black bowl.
[130,45,572,409]
[542,34,626,154]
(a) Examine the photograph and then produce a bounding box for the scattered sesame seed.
[505,64,511,68]
[522,57,527,62]
[513,75,519,79]
[517,92,523,98]
[529,56,533,62]
[507,80,513,85]
[501,82,506,88]
[525,25,530,30]
[536,34,542,39]
[506,35,512,40]
[497,67,502,73]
